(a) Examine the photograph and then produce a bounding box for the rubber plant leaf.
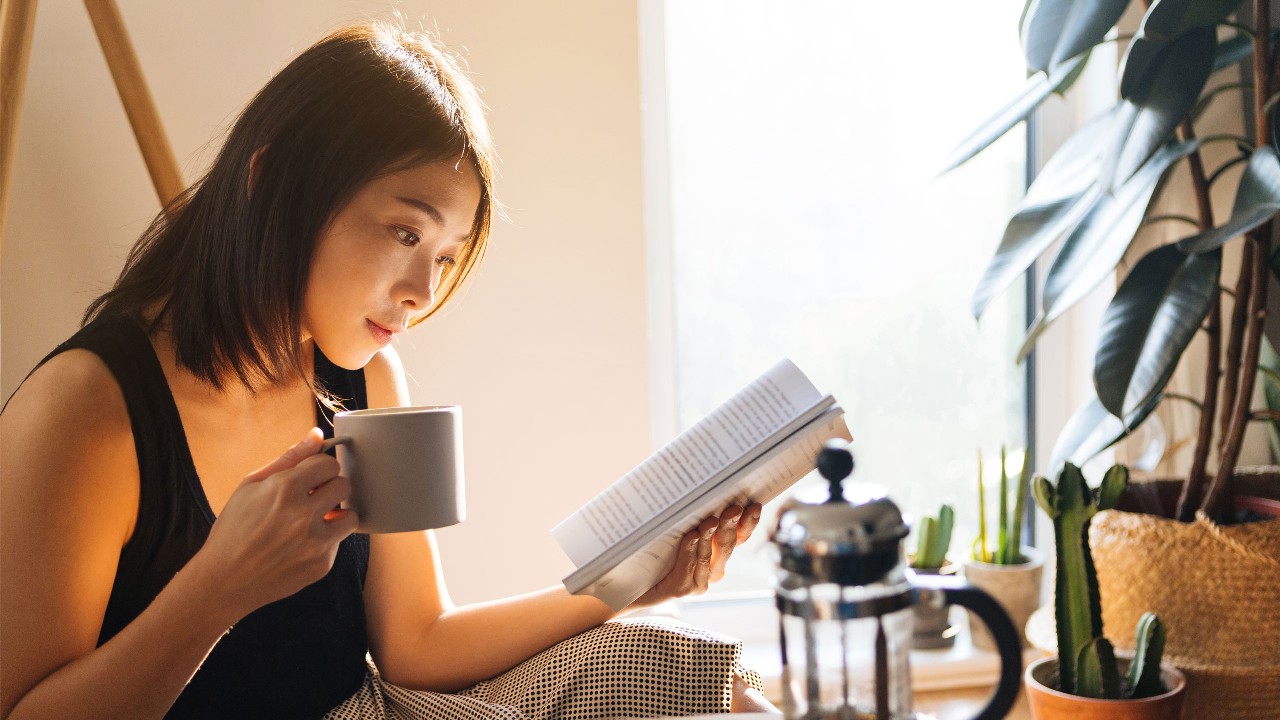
[1104,27,1216,190]
[1120,0,1244,99]
[1178,147,1280,253]
[1052,47,1092,97]
[1018,140,1201,361]
[1213,34,1253,73]
[939,54,1086,175]
[971,108,1115,319]
[1020,0,1128,72]
[1094,243,1221,419]
[1273,90,1280,151]
[1049,393,1163,473]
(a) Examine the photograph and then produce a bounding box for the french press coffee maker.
[771,444,1022,720]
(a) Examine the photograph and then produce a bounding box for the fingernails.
[703,527,715,540]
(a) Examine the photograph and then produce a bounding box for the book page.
[569,410,851,610]
[553,359,824,566]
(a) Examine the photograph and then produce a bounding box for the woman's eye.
[392,227,420,246]
[436,255,457,267]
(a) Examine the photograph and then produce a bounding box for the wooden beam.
[83,0,182,207]
[1,0,38,258]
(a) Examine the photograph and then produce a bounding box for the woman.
[0,21,769,720]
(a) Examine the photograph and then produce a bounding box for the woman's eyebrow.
[395,196,445,227]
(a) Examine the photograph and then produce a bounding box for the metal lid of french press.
[772,443,909,586]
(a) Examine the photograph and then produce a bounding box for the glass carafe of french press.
[772,444,1023,720]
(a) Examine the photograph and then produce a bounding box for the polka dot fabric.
[324,617,763,719]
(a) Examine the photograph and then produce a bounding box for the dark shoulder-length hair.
[86,22,495,391]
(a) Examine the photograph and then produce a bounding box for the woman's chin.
[316,342,378,371]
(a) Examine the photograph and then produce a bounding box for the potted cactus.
[963,448,1044,650]
[1024,463,1185,719]
[908,503,956,649]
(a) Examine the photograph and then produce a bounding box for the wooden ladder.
[1,0,183,257]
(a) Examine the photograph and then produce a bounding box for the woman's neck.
[141,301,315,412]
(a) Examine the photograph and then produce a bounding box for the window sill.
[638,592,1043,701]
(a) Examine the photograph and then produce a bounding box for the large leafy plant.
[948,0,1280,522]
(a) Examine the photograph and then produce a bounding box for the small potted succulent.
[908,503,956,649]
[963,447,1044,650]
[1025,463,1185,719]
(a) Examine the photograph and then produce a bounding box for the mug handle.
[910,573,1022,720]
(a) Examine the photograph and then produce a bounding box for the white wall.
[1,0,650,604]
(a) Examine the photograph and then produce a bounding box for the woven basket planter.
[1089,474,1280,720]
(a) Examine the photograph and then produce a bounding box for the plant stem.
[998,447,1009,563]
[1263,89,1280,118]
[1142,213,1201,228]
[1203,0,1274,520]
[1194,81,1250,121]
[1250,410,1280,422]
[1181,118,1220,521]
[1217,256,1253,459]
[1196,133,1257,151]
[976,450,988,562]
[1220,19,1257,37]
[1009,458,1028,563]
[1207,155,1251,187]
[1163,392,1205,409]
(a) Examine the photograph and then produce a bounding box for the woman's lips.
[366,319,394,346]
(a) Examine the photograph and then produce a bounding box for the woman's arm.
[361,348,760,691]
[1,352,358,720]
[1,351,229,719]
[363,526,613,691]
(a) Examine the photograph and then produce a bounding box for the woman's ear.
[248,145,269,198]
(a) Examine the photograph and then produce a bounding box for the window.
[643,0,1032,596]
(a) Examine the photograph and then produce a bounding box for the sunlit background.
[654,0,1031,592]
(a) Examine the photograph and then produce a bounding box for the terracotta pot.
[962,547,1044,651]
[1024,656,1186,720]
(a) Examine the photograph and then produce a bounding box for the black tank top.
[33,313,369,718]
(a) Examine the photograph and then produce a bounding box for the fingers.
[321,507,360,537]
[307,474,351,515]
[242,428,324,484]
[642,503,767,607]
[692,518,716,589]
[709,506,744,583]
[737,502,763,544]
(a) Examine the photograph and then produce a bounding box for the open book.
[552,359,851,610]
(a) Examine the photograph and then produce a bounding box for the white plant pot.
[962,547,1044,650]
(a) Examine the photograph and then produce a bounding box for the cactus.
[911,503,954,569]
[1033,463,1170,699]
[1128,613,1167,698]
[975,446,1030,564]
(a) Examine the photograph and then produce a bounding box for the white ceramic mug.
[328,405,465,533]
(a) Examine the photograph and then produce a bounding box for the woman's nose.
[397,259,439,310]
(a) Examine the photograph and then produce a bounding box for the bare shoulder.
[1,349,140,715]
[363,346,411,409]
[2,348,139,535]
[4,348,134,445]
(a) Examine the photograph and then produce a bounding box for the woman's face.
[303,158,482,369]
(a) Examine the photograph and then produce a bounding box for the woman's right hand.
[190,428,360,619]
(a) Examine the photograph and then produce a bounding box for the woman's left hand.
[630,502,763,609]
